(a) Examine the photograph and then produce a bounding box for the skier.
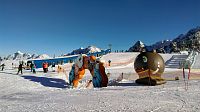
[108,60,111,66]
[1,63,5,71]
[17,63,23,75]
[32,64,36,74]
[43,62,48,73]
[52,62,55,72]
[45,62,49,72]
[30,63,34,72]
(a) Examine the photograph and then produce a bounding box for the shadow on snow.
[108,80,142,87]
[1,71,144,88]
[22,75,70,89]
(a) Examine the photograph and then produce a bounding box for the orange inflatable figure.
[69,55,108,88]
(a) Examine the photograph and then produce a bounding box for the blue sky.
[0,0,200,56]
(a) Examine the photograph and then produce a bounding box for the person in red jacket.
[45,62,48,72]
[43,62,48,73]
[42,62,45,73]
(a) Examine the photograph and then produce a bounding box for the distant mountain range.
[1,45,103,61]
[128,26,200,53]
[3,51,51,61]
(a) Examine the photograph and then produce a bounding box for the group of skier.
[0,60,55,75]
[0,62,26,75]
[15,61,37,75]
[16,61,49,74]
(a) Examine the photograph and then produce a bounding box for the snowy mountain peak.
[35,54,51,59]
[16,51,23,55]
[88,46,101,53]
[66,45,102,55]
[138,40,144,46]
[128,41,145,52]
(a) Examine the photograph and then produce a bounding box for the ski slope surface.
[0,53,200,112]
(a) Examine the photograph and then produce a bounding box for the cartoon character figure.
[134,51,166,85]
[69,55,108,88]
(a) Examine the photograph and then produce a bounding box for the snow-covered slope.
[0,53,200,111]
[100,52,176,77]
[101,52,176,67]
[192,53,200,69]
[101,52,139,66]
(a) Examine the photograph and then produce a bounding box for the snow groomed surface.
[1,52,200,111]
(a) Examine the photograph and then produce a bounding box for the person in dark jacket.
[52,62,56,72]
[32,64,36,74]
[17,63,23,75]
[30,63,34,72]
[108,60,111,66]
[1,64,5,71]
